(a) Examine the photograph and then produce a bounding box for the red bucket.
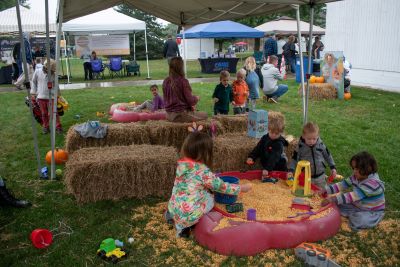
[30,229,53,249]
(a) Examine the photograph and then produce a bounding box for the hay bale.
[64,145,178,203]
[65,123,151,154]
[145,120,224,150]
[298,83,337,100]
[284,135,298,165]
[213,115,247,134]
[213,133,261,172]
[213,132,298,172]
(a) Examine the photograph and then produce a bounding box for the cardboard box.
[247,109,268,138]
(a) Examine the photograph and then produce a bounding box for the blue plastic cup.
[247,208,256,221]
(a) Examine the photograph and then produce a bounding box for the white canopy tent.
[62,8,150,80]
[0,5,56,35]
[255,16,325,35]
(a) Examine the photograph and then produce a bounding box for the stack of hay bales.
[213,115,247,134]
[65,120,225,154]
[64,145,178,203]
[65,122,151,154]
[298,83,337,100]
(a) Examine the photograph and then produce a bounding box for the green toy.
[97,238,127,264]
[226,202,244,213]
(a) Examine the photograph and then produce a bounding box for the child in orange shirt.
[232,69,249,114]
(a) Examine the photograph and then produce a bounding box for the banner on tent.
[75,35,129,57]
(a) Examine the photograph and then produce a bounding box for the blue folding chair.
[91,59,105,79]
[109,57,123,78]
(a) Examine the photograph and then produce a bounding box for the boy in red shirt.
[232,68,249,114]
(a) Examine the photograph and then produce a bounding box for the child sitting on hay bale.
[166,132,252,237]
[162,57,208,122]
[246,112,288,178]
[232,69,249,115]
[288,122,337,189]
[321,151,385,231]
[212,70,233,115]
[133,84,164,112]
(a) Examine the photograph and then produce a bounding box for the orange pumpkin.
[315,76,325,83]
[46,148,68,165]
[309,76,316,83]
[344,92,352,100]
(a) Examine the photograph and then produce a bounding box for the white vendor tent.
[62,8,146,35]
[0,6,56,35]
[255,16,325,36]
[62,8,150,81]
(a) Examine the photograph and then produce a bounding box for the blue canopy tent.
[177,20,264,39]
[177,20,264,74]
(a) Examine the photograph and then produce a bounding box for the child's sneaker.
[164,210,174,225]
[56,128,63,134]
[42,128,50,134]
[268,97,278,104]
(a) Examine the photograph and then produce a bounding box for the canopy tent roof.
[0,6,56,35]
[255,16,325,35]
[177,20,264,39]
[62,0,341,25]
[62,8,146,35]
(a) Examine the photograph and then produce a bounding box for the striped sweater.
[325,173,385,211]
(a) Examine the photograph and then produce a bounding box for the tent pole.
[144,28,151,79]
[66,34,72,78]
[44,0,56,178]
[63,32,70,84]
[293,5,306,125]
[15,1,42,178]
[50,0,64,180]
[305,4,315,124]
[183,26,187,77]
[199,38,202,58]
[133,32,136,61]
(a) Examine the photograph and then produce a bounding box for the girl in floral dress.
[167,132,252,237]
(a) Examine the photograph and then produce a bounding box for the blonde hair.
[220,70,230,80]
[302,122,319,135]
[244,56,256,71]
[268,111,285,133]
[237,68,246,78]
[43,59,56,73]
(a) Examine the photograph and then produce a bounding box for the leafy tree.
[236,4,326,28]
[162,23,178,38]
[0,0,29,12]
[116,5,166,59]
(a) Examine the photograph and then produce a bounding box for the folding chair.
[109,57,123,78]
[125,60,140,76]
[91,59,105,79]
[253,51,264,66]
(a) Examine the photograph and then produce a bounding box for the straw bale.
[298,83,337,100]
[213,115,247,133]
[213,133,261,172]
[145,120,225,150]
[284,135,298,165]
[64,145,178,203]
[65,122,151,154]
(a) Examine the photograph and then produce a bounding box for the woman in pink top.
[162,57,207,122]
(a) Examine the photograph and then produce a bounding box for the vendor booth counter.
[198,57,240,74]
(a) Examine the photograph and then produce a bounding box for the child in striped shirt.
[321,151,385,231]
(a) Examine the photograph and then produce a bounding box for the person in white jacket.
[261,55,288,103]
[30,59,63,134]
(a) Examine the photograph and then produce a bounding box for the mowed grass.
[0,79,399,266]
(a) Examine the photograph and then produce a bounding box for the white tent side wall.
[179,39,214,60]
[326,0,400,92]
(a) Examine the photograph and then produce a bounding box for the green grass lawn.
[0,80,399,266]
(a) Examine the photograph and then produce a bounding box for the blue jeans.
[266,84,288,98]
[290,56,296,73]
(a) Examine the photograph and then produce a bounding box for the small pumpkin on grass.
[344,92,352,100]
[45,148,69,165]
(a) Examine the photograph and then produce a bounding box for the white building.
[325,0,400,92]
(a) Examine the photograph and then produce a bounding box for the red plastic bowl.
[30,229,53,249]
